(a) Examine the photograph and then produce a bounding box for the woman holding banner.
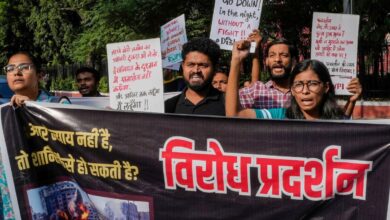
[226,40,346,120]
[1,51,71,219]
[5,51,51,107]
[4,51,70,107]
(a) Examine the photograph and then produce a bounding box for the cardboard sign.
[311,12,360,95]
[210,0,264,50]
[106,38,164,112]
[161,14,187,70]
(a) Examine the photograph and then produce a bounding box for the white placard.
[311,12,360,95]
[161,14,187,70]
[106,38,164,112]
[210,0,264,51]
[332,75,352,95]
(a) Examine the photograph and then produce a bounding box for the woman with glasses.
[4,51,54,107]
[284,59,345,119]
[2,52,43,219]
[226,41,346,120]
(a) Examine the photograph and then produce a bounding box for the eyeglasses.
[3,63,35,74]
[291,80,322,93]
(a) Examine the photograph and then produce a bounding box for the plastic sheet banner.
[0,103,389,219]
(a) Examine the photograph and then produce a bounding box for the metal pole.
[351,0,353,14]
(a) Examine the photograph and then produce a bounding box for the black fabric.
[1,104,389,220]
[164,87,225,116]
[49,95,72,104]
[164,78,185,92]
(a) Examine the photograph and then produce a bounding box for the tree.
[260,0,343,59]
[68,0,215,65]
[0,0,388,95]
[69,0,141,67]
[0,0,35,64]
[27,0,81,65]
[355,0,390,76]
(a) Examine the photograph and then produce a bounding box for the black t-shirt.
[165,87,225,116]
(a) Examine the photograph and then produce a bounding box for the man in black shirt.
[165,38,225,116]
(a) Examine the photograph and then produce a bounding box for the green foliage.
[50,75,77,91]
[0,0,35,64]
[27,1,80,65]
[0,2,8,64]
[48,73,108,92]
[354,0,390,75]
[98,76,109,93]
[0,0,388,94]
[68,0,145,66]
[260,0,343,59]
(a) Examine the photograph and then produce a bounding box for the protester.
[5,51,70,107]
[212,66,229,93]
[239,37,296,109]
[226,41,346,120]
[285,59,346,119]
[246,29,263,85]
[240,32,361,117]
[2,51,73,219]
[165,37,225,116]
[75,67,103,97]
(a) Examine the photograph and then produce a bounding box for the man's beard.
[185,74,213,92]
[268,64,293,80]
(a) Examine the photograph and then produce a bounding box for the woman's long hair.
[285,59,345,119]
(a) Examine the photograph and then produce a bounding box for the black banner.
[1,103,389,219]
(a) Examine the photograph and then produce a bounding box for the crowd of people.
[3,30,362,119]
[1,30,363,219]
[165,30,362,120]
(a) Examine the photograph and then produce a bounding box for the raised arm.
[226,41,257,118]
[344,77,362,118]
[247,29,262,84]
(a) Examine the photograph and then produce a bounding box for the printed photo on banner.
[26,180,153,219]
[210,0,264,50]
[161,14,187,70]
[106,38,164,112]
[26,181,99,219]
[311,12,360,95]
[0,103,389,219]
[89,193,152,220]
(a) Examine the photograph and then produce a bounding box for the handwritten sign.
[106,38,164,112]
[311,12,360,95]
[210,0,264,50]
[161,14,187,70]
[332,76,353,95]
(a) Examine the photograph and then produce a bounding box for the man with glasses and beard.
[165,38,225,116]
[239,37,361,117]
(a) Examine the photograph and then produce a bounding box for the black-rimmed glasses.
[291,80,322,93]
